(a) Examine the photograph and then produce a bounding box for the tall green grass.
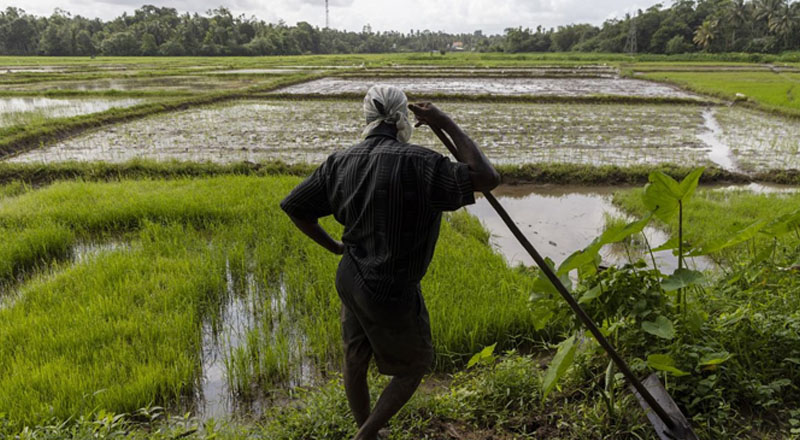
[0,175,544,429]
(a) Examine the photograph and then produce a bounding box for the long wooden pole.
[429,125,677,430]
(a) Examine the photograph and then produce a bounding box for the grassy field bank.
[635,70,800,117]
[0,159,756,188]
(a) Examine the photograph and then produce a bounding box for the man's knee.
[345,348,371,376]
[395,371,425,387]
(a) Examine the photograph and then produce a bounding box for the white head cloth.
[362,84,413,143]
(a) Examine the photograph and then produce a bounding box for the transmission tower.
[625,13,638,55]
[325,0,330,29]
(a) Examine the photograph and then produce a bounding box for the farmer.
[280,85,499,440]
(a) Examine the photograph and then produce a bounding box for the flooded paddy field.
[0,97,143,127]
[0,75,274,93]
[271,76,700,98]
[714,107,800,171]
[10,100,728,167]
[344,65,619,78]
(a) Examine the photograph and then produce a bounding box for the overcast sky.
[20,0,667,35]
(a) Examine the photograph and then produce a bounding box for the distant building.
[451,41,465,51]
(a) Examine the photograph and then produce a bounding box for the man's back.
[281,123,474,302]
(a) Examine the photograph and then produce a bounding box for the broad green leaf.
[691,218,769,256]
[578,284,603,304]
[676,167,705,201]
[534,257,572,295]
[761,209,800,238]
[542,335,577,400]
[642,168,704,222]
[558,246,599,276]
[661,268,705,292]
[598,212,653,246]
[558,213,652,277]
[651,236,679,252]
[531,306,554,331]
[646,353,689,376]
[650,171,682,199]
[643,180,680,222]
[641,315,675,339]
[698,352,733,367]
[467,343,497,369]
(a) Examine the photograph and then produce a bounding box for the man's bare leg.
[353,372,424,440]
[344,344,372,427]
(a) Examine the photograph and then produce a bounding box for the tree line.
[0,0,798,57]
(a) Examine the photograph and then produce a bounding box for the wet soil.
[272,77,701,99]
[7,100,715,167]
[0,76,269,92]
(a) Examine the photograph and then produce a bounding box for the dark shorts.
[335,257,434,376]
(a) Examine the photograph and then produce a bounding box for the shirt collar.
[365,122,399,141]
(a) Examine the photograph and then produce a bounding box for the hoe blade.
[631,373,699,440]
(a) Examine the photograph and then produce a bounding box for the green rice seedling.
[0,175,549,429]
[0,223,74,284]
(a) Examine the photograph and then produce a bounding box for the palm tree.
[693,19,718,51]
[768,2,798,49]
[725,0,749,49]
[754,0,785,31]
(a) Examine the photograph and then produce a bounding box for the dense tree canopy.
[0,1,799,56]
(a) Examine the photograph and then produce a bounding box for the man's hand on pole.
[408,102,453,130]
[409,102,501,192]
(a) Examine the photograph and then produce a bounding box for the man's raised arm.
[408,102,500,192]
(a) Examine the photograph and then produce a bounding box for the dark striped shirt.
[280,123,475,302]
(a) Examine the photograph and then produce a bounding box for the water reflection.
[464,184,713,273]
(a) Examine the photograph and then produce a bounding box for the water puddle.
[464,185,713,273]
[196,262,317,420]
[713,182,799,194]
[0,66,66,74]
[0,97,143,127]
[0,285,19,311]
[197,261,262,419]
[71,240,130,263]
[698,108,738,171]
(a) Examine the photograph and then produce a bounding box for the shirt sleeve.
[420,153,475,212]
[280,162,333,221]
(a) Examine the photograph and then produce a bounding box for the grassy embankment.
[0,175,542,430]
[633,69,800,118]
[0,159,755,187]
